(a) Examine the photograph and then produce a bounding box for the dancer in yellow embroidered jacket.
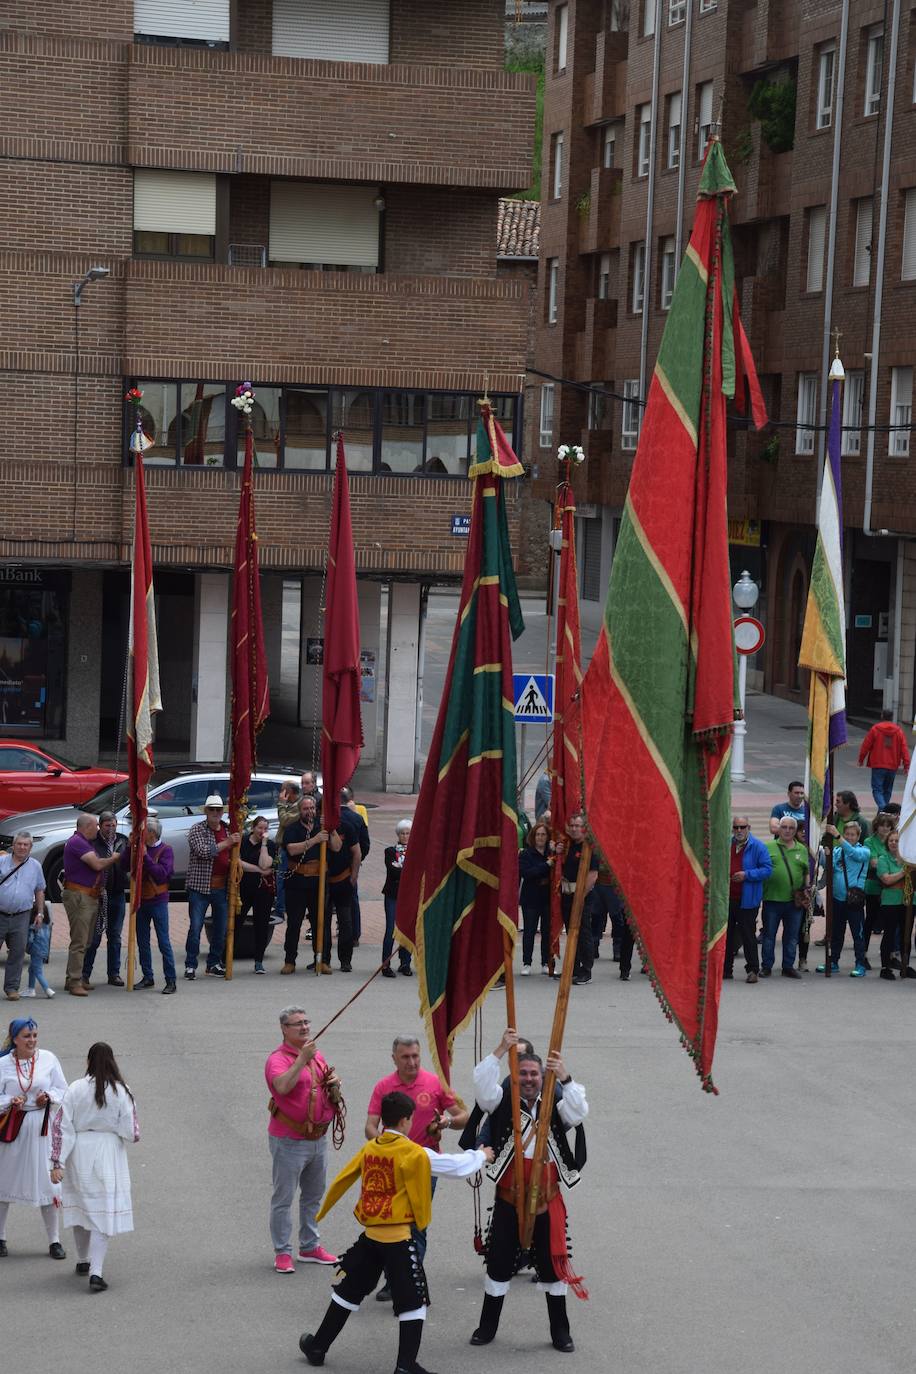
[299,1090,491,1374]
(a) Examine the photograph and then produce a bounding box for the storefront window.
[285,390,329,469]
[426,394,471,475]
[235,386,281,469]
[380,392,426,472]
[177,383,229,466]
[0,570,68,737]
[331,390,375,471]
[136,382,179,464]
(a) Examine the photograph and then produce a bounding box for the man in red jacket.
[858,710,911,809]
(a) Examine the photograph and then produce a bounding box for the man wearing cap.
[184,795,241,980]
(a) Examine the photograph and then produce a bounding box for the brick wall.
[384,189,498,277]
[390,0,505,67]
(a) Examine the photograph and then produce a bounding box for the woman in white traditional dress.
[50,1041,138,1292]
[0,1016,68,1259]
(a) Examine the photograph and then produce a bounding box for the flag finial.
[829,328,845,380]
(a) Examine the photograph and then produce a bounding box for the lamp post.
[730,570,760,782]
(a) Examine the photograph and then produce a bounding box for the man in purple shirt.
[61,815,121,997]
[131,817,177,994]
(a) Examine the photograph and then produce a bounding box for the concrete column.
[298,576,324,740]
[190,572,229,761]
[297,576,381,769]
[64,570,104,760]
[383,582,422,791]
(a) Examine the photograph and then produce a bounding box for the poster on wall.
[360,649,376,704]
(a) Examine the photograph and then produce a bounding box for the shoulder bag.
[777,844,810,910]
[840,850,867,909]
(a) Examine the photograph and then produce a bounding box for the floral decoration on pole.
[231,381,256,417]
[557,443,586,466]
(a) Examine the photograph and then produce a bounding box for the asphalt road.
[4,943,915,1374]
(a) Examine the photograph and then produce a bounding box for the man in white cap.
[184,795,240,980]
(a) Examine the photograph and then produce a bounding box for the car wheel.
[44,851,66,903]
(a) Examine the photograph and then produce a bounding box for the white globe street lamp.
[730,571,760,783]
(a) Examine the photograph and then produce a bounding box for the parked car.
[0,765,301,901]
[0,741,126,820]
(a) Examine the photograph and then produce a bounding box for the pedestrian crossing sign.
[513,673,554,723]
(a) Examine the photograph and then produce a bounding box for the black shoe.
[76,1261,90,1275]
[381,966,397,979]
[394,1366,438,1374]
[619,970,630,981]
[162,980,177,994]
[184,967,196,980]
[306,960,317,971]
[49,1242,66,1260]
[889,955,902,970]
[399,966,413,976]
[905,966,916,979]
[552,1333,576,1353]
[880,968,896,980]
[470,1294,504,1345]
[340,963,352,972]
[760,968,772,977]
[781,967,801,979]
[89,1274,108,1292]
[134,977,154,990]
[470,1330,496,1346]
[0,1240,7,1257]
[572,975,591,985]
[299,1334,325,1366]
[376,1283,392,1302]
[107,976,125,987]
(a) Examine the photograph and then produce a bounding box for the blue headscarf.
[1,1017,37,1056]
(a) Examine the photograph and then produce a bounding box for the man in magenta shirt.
[265,1005,341,1274]
[364,1034,468,1295]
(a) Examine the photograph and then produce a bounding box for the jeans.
[761,900,802,971]
[274,851,288,919]
[351,882,361,942]
[83,891,126,980]
[521,900,551,968]
[0,909,30,992]
[319,881,353,965]
[726,901,760,975]
[830,899,866,967]
[27,950,51,993]
[870,767,897,810]
[186,887,228,970]
[411,1175,437,1263]
[285,879,320,965]
[137,896,177,983]
[268,1134,328,1255]
[382,895,411,969]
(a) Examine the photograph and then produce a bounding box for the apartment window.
[841,370,864,456]
[864,26,884,116]
[269,181,380,269]
[903,188,916,280]
[699,0,717,11]
[622,380,641,451]
[556,3,569,71]
[643,0,656,37]
[669,0,686,24]
[133,170,216,259]
[271,0,390,62]
[891,367,913,457]
[666,91,682,169]
[816,42,836,129]
[603,122,619,169]
[587,385,607,431]
[632,241,646,314]
[134,0,229,43]
[540,385,555,448]
[637,103,652,177]
[696,81,713,158]
[551,132,564,200]
[806,205,827,293]
[852,198,873,287]
[660,236,676,309]
[547,258,559,323]
[795,374,818,455]
[597,252,612,300]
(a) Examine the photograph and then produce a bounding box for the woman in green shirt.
[877,831,909,980]
[864,813,894,968]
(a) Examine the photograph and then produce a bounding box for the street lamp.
[730,570,759,783]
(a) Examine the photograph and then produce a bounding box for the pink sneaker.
[274,1253,295,1274]
[298,1246,338,1265]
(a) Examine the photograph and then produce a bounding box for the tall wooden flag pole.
[124,388,161,991]
[318,435,363,973]
[579,139,767,1091]
[226,385,270,980]
[799,353,848,978]
[501,925,526,1238]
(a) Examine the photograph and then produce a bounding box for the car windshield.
[82,781,131,815]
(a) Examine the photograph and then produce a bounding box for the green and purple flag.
[396,403,524,1085]
[580,141,766,1091]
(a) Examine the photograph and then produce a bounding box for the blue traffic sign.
[513,673,554,723]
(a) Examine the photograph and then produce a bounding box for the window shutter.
[133,170,217,234]
[903,189,916,280]
[853,199,872,287]
[134,0,229,41]
[272,0,390,63]
[806,206,826,292]
[269,182,380,267]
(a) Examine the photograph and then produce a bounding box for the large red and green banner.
[228,424,270,835]
[580,142,766,1091]
[126,412,162,889]
[549,478,583,957]
[396,404,524,1085]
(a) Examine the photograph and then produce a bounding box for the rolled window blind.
[269,182,379,267]
[134,170,217,235]
[272,0,390,62]
[134,0,229,42]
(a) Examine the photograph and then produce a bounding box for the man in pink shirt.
[364,1034,468,1297]
[265,1005,342,1274]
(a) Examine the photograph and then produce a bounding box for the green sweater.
[762,839,809,902]
[877,853,906,907]
[864,835,889,897]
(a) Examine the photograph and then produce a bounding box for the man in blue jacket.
[725,817,773,983]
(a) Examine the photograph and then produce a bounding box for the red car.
[0,741,126,820]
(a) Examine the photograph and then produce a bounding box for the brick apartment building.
[0,1,536,786]
[533,0,916,723]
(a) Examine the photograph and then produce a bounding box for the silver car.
[0,765,301,900]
